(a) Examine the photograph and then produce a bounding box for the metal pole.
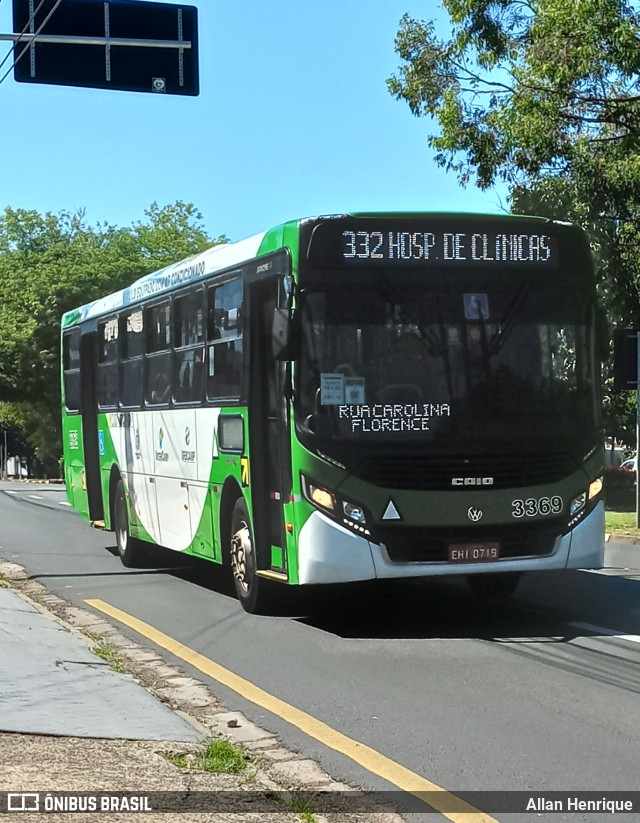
[0,33,192,49]
[636,332,640,528]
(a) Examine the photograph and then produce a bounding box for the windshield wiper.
[488,282,533,356]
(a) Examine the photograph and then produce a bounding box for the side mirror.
[272,307,299,361]
[613,328,638,392]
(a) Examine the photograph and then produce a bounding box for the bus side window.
[121,309,144,409]
[63,329,81,413]
[97,317,119,409]
[145,301,172,406]
[174,289,205,404]
[206,278,243,401]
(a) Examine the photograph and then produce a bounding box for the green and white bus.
[61,212,605,613]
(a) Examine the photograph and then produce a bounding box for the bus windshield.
[295,276,599,445]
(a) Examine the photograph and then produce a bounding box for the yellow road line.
[85,598,498,823]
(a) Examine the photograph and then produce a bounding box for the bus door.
[79,331,104,522]
[246,274,290,577]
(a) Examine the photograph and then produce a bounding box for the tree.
[0,203,224,475]
[388,1,640,193]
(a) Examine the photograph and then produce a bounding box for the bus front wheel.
[230,498,273,614]
[467,572,522,599]
[114,479,146,568]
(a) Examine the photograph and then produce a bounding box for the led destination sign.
[341,229,555,266]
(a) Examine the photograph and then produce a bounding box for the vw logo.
[468,507,483,522]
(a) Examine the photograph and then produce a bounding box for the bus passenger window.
[173,290,204,404]
[63,329,81,413]
[174,347,204,403]
[121,310,144,409]
[97,318,119,408]
[145,302,171,406]
[207,279,243,400]
[147,358,171,405]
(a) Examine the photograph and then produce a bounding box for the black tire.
[229,498,274,614]
[467,572,522,600]
[114,479,147,568]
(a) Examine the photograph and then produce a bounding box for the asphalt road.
[2,480,639,821]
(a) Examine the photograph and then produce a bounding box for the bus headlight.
[302,477,336,514]
[343,501,366,522]
[342,501,370,535]
[570,492,587,516]
[301,475,372,537]
[566,477,603,531]
[588,477,603,500]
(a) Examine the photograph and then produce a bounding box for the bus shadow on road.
[295,571,640,642]
[103,543,307,613]
[100,543,640,645]
[294,578,553,639]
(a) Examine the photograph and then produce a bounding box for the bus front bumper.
[296,501,605,585]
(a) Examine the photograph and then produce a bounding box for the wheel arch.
[219,477,244,562]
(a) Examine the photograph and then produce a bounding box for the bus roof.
[61,226,277,327]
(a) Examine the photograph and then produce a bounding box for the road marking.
[58,501,71,506]
[28,494,43,499]
[5,491,18,494]
[570,621,640,645]
[86,598,497,823]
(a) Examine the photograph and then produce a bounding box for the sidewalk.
[0,562,401,822]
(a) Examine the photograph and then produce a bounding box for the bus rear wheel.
[230,498,273,614]
[114,479,146,568]
[467,572,522,599]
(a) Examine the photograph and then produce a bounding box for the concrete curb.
[606,532,640,545]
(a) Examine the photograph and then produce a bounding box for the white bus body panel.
[109,407,221,551]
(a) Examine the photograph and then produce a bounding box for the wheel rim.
[231,520,253,594]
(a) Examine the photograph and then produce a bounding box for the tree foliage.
[388,0,640,440]
[0,202,223,474]
[389,1,640,191]
[388,0,640,317]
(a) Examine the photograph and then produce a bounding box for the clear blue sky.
[0,0,508,243]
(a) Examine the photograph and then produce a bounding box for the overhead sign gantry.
[2,0,198,95]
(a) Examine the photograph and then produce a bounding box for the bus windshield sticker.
[464,293,489,320]
[344,376,365,404]
[321,373,345,405]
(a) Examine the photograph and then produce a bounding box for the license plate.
[448,542,500,563]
